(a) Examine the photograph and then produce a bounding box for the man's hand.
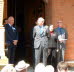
[13,40,18,45]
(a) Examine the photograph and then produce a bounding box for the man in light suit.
[33,17,49,66]
[4,16,18,64]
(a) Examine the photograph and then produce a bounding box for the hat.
[15,60,30,71]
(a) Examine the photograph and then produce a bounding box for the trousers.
[57,42,66,63]
[35,44,48,66]
[8,43,16,64]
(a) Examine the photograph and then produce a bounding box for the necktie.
[39,26,44,37]
[58,27,62,35]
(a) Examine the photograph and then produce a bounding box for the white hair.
[45,65,54,72]
[34,63,45,72]
[37,17,45,25]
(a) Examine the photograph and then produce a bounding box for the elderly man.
[33,17,49,66]
[4,16,18,64]
[54,20,68,63]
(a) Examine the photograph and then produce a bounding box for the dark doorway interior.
[7,0,45,65]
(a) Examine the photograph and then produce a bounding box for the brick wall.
[45,0,74,61]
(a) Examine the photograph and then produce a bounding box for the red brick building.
[3,0,74,64]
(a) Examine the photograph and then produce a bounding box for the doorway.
[7,0,45,65]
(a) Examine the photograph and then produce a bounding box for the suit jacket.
[4,24,18,44]
[54,27,68,49]
[54,27,68,39]
[33,25,49,48]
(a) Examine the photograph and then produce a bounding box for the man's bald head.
[8,16,14,25]
[57,20,63,28]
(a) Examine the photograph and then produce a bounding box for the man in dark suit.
[4,16,18,64]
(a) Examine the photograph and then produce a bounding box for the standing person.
[33,17,49,66]
[3,18,8,56]
[48,25,58,68]
[3,18,8,25]
[4,16,18,64]
[54,20,68,62]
